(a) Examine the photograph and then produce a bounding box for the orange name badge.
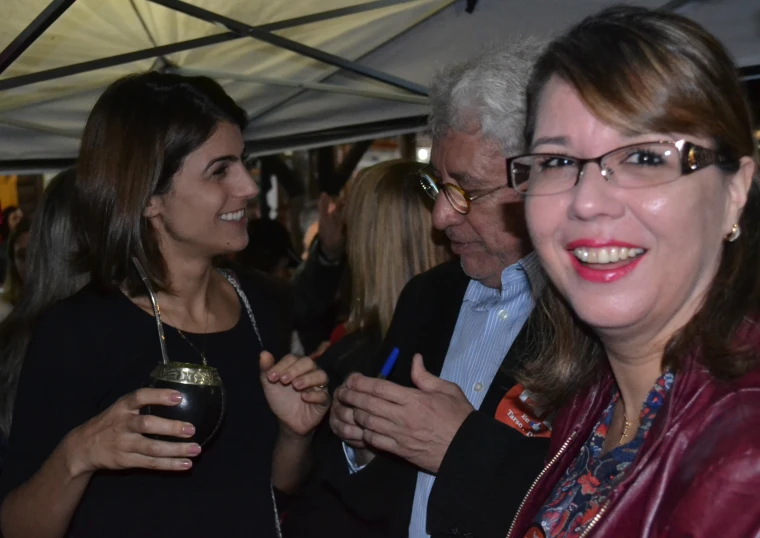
[494,383,552,438]
[523,525,547,538]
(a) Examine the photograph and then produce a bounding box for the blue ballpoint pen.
[378,347,400,380]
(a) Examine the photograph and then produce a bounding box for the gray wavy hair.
[428,39,545,156]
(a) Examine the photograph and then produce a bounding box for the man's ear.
[144,195,161,219]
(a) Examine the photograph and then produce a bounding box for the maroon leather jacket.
[508,327,760,538]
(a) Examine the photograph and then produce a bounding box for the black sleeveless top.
[0,271,293,537]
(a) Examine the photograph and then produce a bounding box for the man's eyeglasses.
[418,167,509,215]
[506,140,739,196]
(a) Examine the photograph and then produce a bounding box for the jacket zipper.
[578,499,610,538]
[506,431,578,538]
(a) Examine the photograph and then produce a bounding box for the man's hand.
[329,387,366,449]
[329,380,377,466]
[336,354,474,474]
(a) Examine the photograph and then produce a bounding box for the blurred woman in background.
[0,169,87,467]
[0,206,23,244]
[0,217,31,319]
[0,206,25,289]
[318,159,452,392]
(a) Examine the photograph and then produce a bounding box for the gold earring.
[725,223,741,242]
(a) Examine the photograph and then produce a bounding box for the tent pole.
[0,117,80,138]
[0,0,420,92]
[146,0,429,96]
[177,67,428,105]
[243,115,428,158]
[0,0,77,76]
[246,0,456,124]
[0,80,110,114]
[0,34,239,92]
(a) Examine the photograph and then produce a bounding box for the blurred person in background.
[236,217,301,281]
[283,159,451,537]
[234,216,315,355]
[0,169,88,470]
[0,207,23,244]
[0,218,31,319]
[292,192,348,354]
[317,159,452,393]
[0,206,24,289]
[233,194,345,356]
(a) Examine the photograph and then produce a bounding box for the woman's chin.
[213,236,249,257]
[571,303,647,335]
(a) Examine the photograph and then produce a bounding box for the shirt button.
[498,309,509,320]
[474,382,483,392]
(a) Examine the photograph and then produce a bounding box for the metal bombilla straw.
[132,256,170,365]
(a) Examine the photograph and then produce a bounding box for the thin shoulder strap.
[217,268,283,537]
[217,269,264,349]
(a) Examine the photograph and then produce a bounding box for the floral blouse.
[532,371,675,538]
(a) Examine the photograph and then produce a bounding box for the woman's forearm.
[271,427,313,494]
[0,431,92,538]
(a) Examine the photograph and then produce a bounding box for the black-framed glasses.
[418,166,509,215]
[507,139,739,196]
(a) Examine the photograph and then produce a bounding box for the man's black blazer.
[288,260,548,538]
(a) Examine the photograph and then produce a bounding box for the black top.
[0,271,293,538]
[291,238,347,355]
[317,326,382,395]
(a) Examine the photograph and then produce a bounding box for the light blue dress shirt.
[344,253,542,537]
[406,252,541,537]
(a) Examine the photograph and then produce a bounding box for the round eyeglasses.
[507,140,739,196]
[418,167,509,215]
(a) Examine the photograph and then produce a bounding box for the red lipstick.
[566,239,646,283]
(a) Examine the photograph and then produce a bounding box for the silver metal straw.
[132,256,169,365]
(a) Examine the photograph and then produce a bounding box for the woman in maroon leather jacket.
[505,6,760,538]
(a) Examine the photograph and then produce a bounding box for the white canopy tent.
[0,0,758,171]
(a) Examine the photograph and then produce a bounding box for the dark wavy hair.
[517,5,760,407]
[76,72,247,296]
[0,169,89,438]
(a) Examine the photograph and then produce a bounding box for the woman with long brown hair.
[0,73,329,538]
[506,6,760,537]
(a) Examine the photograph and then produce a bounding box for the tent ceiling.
[0,0,758,170]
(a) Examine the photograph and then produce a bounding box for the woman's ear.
[143,195,161,219]
[725,156,756,232]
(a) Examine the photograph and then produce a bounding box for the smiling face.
[430,129,530,289]
[525,77,751,348]
[146,121,258,261]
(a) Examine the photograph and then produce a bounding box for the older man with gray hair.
[285,40,549,538]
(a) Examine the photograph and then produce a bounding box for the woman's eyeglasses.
[507,140,739,196]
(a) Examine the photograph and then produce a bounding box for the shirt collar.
[464,252,544,312]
